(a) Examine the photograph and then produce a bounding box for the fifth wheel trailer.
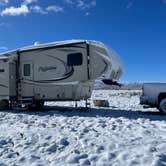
[0,40,124,110]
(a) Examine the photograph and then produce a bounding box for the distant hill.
[95,81,143,90]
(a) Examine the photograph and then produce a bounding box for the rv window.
[24,64,31,76]
[0,69,5,72]
[67,53,83,66]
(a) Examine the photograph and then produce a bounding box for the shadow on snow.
[3,105,166,122]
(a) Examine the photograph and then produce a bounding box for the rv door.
[0,58,9,99]
[21,61,34,97]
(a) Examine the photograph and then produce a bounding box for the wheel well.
[158,93,166,104]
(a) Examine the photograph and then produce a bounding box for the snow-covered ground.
[0,90,166,166]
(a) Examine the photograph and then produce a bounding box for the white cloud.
[0,23,5,27]
[77,0,84,8]
[1,5,29,16]
[0,0,96,17]
[23,0,38,5]
[126,0,135,9]
[64,0,96,9]
[85,12,91,16]
[0,22,10,27]
[0,4,64,16]
[64,0,74,5]
[2,0,8,2]
[77,0,96,9]
[30,5,63,14]
[90,0,96,7]
[0,46,8,50]
[0,0,9,6]
[30,5,46,14]
[161,0,166,4]
[46,5,63,12]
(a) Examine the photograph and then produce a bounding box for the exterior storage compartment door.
[9,63,16,97]
[21,61,34,97]
[0,60,9,99]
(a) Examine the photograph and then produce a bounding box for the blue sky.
[0,0,166,82]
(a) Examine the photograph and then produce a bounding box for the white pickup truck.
[140,83,166,114]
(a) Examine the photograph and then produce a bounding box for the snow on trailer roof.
[19,40,89,52]
[0,49,17,57]
[0,40,107,55]
[0,40,87,56]
[19,40,108,52]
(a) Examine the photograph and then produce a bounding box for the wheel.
[35,101,44,110]
[159,98,166,114]
[0,100,9,110]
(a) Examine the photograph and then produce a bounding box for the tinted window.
[67,53,83,66]
[0,69,5,72]
[24,64,31,76]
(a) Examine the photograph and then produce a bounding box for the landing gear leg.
[85,99,90,108]
[75,101,78,108]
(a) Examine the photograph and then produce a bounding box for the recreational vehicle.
[0,40,124,110]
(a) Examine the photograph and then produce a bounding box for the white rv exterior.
[0,40,124,110]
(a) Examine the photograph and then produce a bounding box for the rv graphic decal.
[23,67,74,83]
[35,67,74,83]
[39,54,75,80]
[23,55,75,83]
[0,84,8,88]
[38,66,57,72]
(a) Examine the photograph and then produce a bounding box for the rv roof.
[0,40,106,55]
[19,40,88,52]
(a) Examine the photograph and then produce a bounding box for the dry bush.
[93,100,109,107]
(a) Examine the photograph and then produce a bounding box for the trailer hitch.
[102,79,123,87]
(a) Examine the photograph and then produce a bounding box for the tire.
[0,100,9,110]
[159,98,166,114]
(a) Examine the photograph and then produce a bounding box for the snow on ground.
[0,90,166,166]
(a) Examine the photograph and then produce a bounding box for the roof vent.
[34,41,40,46]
